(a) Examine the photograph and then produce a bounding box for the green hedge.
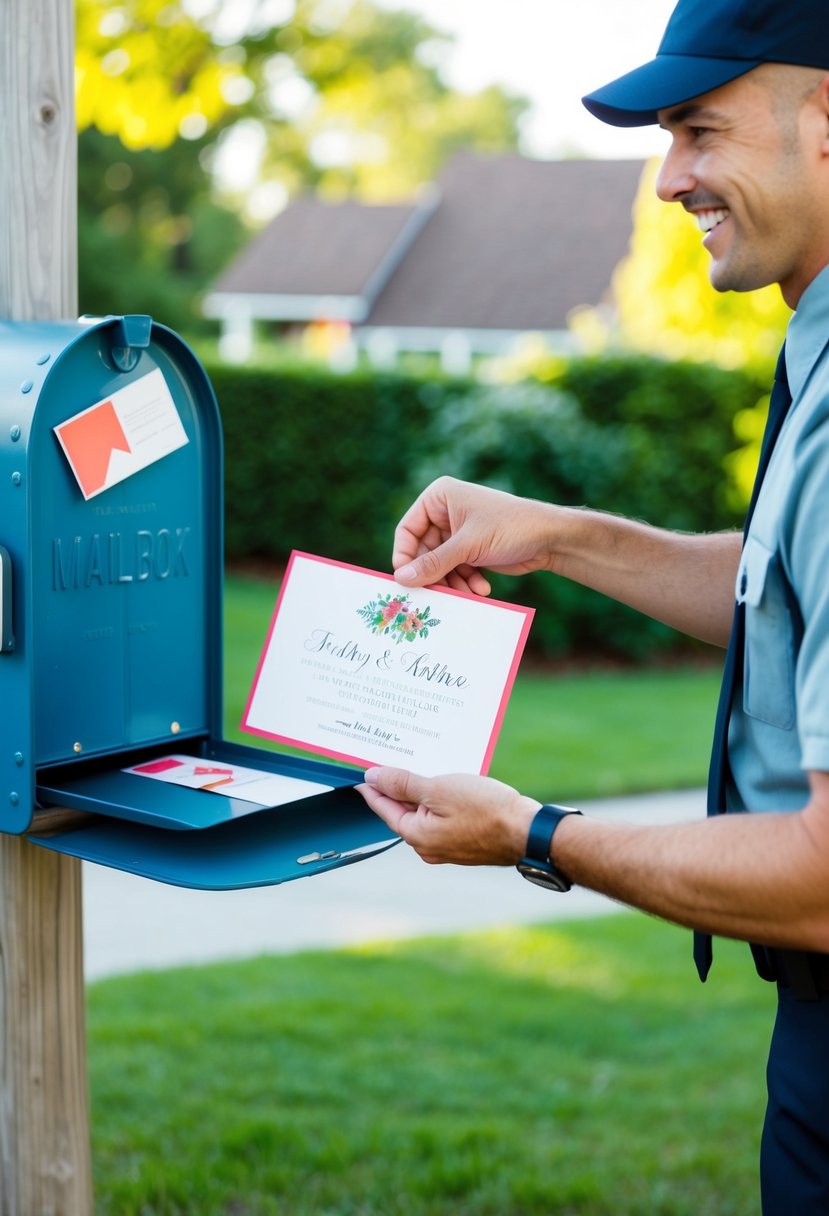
[206,363,441,571]
[206,355,767,659]
[556,355,765,531]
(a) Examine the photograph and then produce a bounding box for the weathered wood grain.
[0,0,92,1211]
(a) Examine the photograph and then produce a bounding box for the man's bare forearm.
[361,769,829,955]
[549,507,741,646]
[552,787,829,953]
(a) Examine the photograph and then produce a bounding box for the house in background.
[203,151,646,372]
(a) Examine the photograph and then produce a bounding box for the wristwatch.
[516,803,582,892]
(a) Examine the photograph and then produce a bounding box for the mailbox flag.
[54,369,189,500]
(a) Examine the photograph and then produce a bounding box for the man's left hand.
[357,767,540,866]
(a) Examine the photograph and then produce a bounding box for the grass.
[223,573,722,801]
[83,577,754,1213]
[88,915,774,1215]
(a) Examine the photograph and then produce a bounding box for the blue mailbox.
[0,315,397,887]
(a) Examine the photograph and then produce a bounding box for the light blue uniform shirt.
[729,263,829,812]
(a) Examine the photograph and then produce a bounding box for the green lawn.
[89,915,774,1215]
[223,573,722,801]
[82,577,756,1214]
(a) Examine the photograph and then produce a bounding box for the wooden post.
[0,0,93,1212]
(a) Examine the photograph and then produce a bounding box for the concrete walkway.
[82,788,705,981]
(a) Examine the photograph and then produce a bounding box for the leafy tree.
[78,127,249,330]
[253,0,526,200]
[75,0,527,328]
[76,0,238,150]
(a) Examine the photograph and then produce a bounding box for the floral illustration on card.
[357,592,441,643]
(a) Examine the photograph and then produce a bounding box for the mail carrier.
[0,314,397,887]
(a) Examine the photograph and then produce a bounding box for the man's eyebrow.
[658,102,726,130]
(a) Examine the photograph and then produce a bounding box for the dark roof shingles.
[213,197,420,298]
[366,153,644,330]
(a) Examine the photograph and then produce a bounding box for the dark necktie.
[694,344,792,981]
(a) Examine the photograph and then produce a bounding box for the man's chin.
[708,257,739,293]
[708,261,771,295]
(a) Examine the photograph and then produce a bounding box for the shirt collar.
[786,264,829,401]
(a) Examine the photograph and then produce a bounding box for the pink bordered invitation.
[241,551,534,776]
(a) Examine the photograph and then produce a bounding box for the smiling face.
[656,65,829,308]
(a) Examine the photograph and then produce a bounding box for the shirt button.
[740,571,748,597]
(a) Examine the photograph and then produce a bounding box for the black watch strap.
[525,803,581,865]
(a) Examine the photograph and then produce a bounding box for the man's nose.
[655,143,696,203]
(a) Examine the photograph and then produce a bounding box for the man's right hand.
[392,476,558,594]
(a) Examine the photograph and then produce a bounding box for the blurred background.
[75,0,791,664]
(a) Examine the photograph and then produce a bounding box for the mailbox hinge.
[111,315,153,373]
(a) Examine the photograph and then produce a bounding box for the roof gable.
[366,153,644,330]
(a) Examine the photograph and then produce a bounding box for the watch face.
[517,862,570,893]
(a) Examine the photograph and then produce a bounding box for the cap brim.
[582,54,760,127]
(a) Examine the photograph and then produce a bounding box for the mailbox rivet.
[13,753,23,767]
[10,425,21,442]
[73,742,83,754]
[9,792,19,806]
[19,379,33,394]
[171,721,181,734]
[36,353,51,366]
[11,472,21,487]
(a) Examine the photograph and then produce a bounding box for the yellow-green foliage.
[612,159,791,369]
[76,0,237,150]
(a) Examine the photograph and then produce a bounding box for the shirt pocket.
[736,535,796,730]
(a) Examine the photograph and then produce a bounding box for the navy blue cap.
[583,0,829,127]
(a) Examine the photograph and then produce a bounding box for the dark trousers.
[761,984,829,1213]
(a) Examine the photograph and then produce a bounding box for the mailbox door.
[31,738,399,888]
[28,798,398,889]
